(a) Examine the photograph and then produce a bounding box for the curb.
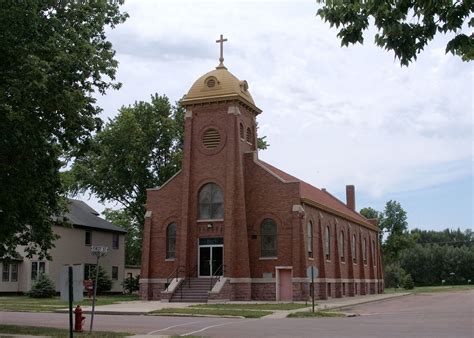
[323,293,411,312]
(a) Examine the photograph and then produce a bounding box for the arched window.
[340,230,345,262]
[198,183,224,220]
[372,239,376,266]
[325,225,331,260]
[352,234,356,263]
[261,219,277,257]
[307,221,313,258]
[246,127,252,143]
[166,223,177,259]
[363,238,367,265]
[239,123,244,139]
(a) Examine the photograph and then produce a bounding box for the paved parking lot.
[1,291,472,337]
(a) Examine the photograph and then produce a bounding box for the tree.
[0,1,128,259]
[103,209,142,265]
[360,207,382,243]
[316,0,473,66]
[29,273,56,298]
[89,265,112,294]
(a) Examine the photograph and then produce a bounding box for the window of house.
[198,183,224,220]
[2,262,9,282]
[363,238,367,265]
[31,261,45,280]
[112,233,119,249]
[340,230,345,262]
[11,263,18,282]
[307,221,313,258]
[246,127,252,143]
[240,123,244,139]
[372,239,376,266]
[112,266,118,280]
[352,234,357,263]
[166,222,177,259]
[85,231,92,246]
[261,218,277,257]
[84,264,96,280]
[325,225,331,260]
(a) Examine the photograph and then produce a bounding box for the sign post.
[306,265,319,313]
[68,266,73,338]
[90,246,108,333]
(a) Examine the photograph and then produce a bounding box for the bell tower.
[178,35,261,289]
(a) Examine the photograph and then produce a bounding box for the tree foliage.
[29,273,56,298]
[0,0,127,259]
[316,0,473,65]
[89,265,112,294]
[103,208,142,265]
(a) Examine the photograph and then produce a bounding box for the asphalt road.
[1,291,472,337]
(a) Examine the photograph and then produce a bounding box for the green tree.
[0,1,128,259]
[29,273,56,298]
[103,209,142,265]
[67,94,184,227]
[316,0,473,66]
[89,265,112,294]
[360,207,382,243]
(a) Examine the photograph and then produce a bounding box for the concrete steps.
[170,278,216,303]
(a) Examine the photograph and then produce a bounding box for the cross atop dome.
[216,34,227,69]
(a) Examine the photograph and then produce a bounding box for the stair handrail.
[165,264,185,291]
[187,264,198,288]
[210,264,225,291]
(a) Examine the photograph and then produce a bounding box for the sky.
[81,0,473,231]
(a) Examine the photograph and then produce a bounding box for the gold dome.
[181,66,261,113]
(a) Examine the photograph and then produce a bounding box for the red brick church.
[140,36,384,302]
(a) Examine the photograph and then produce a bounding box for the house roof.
[257,160,374,228]
[62,199,127,234]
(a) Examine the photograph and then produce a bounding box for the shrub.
[89,266,112,293]
[29,273,56,298]
[403,274,415,290]
[122,274,140,294]
[384,264,407,288]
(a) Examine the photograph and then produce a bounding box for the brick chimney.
[346,185,355,211]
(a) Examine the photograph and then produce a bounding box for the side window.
[31,261,45,280]
[11,263,18,282]
[372,239,376,266]
[166,223,177,259]
[307,221,313,258]
[363,238,367,265]
[2,262,9,282]
[261,218,277,257]
[85,231,92,246]
[325,225,331,260]
[246,127,252,144]
[240,123,244,139]
[352,233,357,263]
[340,230,345,262]
[112,266,118,280]
[112,233,119,249]
[198,183,224,220]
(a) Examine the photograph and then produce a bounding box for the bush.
[122,275,140,294]
[403,274,415,290]
[89,266,112,294]
[29,273,56,298]
[384,264,407,289]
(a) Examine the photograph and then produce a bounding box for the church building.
[140,36,384,302]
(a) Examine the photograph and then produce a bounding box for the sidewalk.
[58,292,409,317]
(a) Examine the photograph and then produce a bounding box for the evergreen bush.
[89,266,112,293]
[403,274,415,289]
[28,273,56,298]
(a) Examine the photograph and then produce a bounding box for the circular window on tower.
[205,76,218,88]
[202,128,220,149]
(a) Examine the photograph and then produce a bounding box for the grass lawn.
[150,307,273,318]
[287,311,345,318]
[0,324,129,337]
[0,294,139,312]
[384,284,474,294]
[191,303,310,311]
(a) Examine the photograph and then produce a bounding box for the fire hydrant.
[74,305,85,332]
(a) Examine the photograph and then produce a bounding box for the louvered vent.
[202,128,220,149]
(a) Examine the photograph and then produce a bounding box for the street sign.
[307,265,319,279]
[91,246,108,254]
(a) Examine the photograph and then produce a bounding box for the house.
[0,199,127,293]
[139,37,383,302]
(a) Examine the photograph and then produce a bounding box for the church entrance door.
[198,237,224,278]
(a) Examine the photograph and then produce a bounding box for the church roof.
[257,160,374,228]
[181,66,262,114]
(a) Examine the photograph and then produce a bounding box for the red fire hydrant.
[74,305,85,332]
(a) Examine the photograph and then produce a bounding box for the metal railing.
[165,265,185,291]
[210,264,225,290]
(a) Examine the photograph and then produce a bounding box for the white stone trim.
[229,278,252,283]
[225,277,383,284]
[139,278,168,284]
[162,277,183,293]
[292,204,305,216]
[144,211,152,218]
[185,109,193,119]
[227,106,241,115]
[210,277,228,293]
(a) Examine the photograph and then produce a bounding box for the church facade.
[140,38,384,302]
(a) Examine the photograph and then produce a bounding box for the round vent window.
[202,128,220,149]
[206,78,216,88]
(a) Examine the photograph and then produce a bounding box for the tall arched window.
[325,225,331,260]
[261,219,277,257]
[239,123,244,139]
[363,238,367,265]
[246,127,252,143]
[352,233,356,263]
[198,183,224,220]
[340,230,345,262]
[166,223,177,259]
[307,221,313,258]
[372,239,376,266]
